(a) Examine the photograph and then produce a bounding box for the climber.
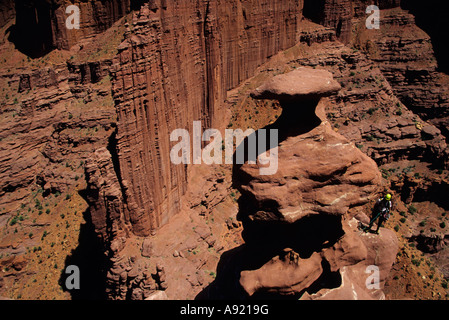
[363,194,392,234]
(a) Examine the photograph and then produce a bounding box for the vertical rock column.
[233,67,397,299]
[109,0,304,237]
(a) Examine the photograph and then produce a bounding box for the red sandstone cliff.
[1,0,449,300]
[10,0,131,57]
[302,0,400,44]
[101,0,304,239]
[352,7,449,145]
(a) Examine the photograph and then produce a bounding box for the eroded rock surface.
[234,67,398,299]
[1,0,447,300]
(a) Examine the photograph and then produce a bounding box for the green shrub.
[9,216,18,226]
[35,199,43,210]
[408,204,417,214]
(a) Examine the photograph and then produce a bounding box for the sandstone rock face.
[0,63,115,214]
[0,0,14,28]
[108,0,304,237]
[63,0,308,300]
[240,250,323,296]
[11,0,131,57]
[234,67,397,299]
[303,0,400,44]
[322,0,353,44]
[0,22,119,298]
[354,8,449,146]
[2,0,446,301]
[237,68,380,223]
[285,40,449,170]
[84,147,131,250]
[251,67,341,101]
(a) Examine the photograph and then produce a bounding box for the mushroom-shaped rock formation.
[234,67,398,299]
[248,67,342,141]
[236,67,379,223]
[250,67,341,102]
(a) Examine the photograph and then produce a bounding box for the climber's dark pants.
[367,212,386,232]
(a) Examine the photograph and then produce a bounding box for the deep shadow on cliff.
[58,200,109,300]
[401,0,449,74]
[7,0,54,58]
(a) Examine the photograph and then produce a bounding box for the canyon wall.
[302,0,401,44]
[353,7,449,143]
[2,0,448,300]
[5,0,417,245]
[0,0,14,28]
[103,0,304,239]
[10,0,131,57]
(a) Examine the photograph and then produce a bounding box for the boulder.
[240,251,323,296]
